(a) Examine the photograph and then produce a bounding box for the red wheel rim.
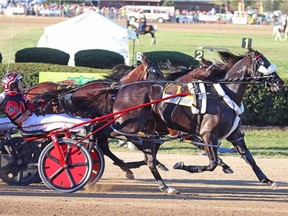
[43,144,90,188]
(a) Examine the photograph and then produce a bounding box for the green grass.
[109,128,288,158]
[1,20,287,79]
[130,30,288,79]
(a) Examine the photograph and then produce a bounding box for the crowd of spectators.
[0,1,286,26]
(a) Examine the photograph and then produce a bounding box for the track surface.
[0,152,287,216]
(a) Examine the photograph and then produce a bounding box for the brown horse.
[103,48,283,193]
[24,56,165,179]
[25,56,163,116]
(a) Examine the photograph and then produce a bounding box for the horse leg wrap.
[158,182,168,192]
[173,162,204,173]
[203,160,218,172]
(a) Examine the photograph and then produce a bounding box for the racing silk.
[3,92,34,126]
[3,91,90,133]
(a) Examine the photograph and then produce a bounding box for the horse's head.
[249,48,284,92]
[142,56,164,81]
[120,56,164,83]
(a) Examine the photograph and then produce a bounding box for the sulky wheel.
[38,138,92,193]
[0,138,41,186]
[87,145,105,185]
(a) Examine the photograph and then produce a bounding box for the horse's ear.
[201,58,212,67]
[248,47,254,52]
[142,55,148,62]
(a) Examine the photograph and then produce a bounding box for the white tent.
[37,11,137,66]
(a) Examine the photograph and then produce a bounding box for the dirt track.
[0,16,287,216]
[0,15,273,34]
[0,151,287,216]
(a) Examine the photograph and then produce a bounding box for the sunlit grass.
[109,128,288,158]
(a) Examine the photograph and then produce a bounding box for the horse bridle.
[145,62,162,81]
[252,52,276,79]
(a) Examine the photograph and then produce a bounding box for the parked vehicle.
[125,5,174,23]
[232,11,248,24]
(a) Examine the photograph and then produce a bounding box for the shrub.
[75,49,125,69]
[0,63,108,91]
[15,47,70,65]
[143,51,199,68]
[0,62,288,126]
[243,85,288,126]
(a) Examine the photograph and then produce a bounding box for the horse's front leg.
[228,131,278,189]
[142,139,179,194]
[217,157,234,173]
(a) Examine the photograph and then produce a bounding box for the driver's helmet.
[2,72,23,92]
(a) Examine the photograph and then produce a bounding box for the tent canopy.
[37,11,137,66]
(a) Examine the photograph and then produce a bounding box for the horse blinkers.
[145,62,162,80]
[252,51,283,91]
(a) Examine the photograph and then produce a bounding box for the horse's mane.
[200,51,246,80]
[32,89,66,101]
[215,51,245,71]
[160,60,199,81]
[71,90,116,117]
[103,64,135,82]
[165,68,194,81]
[163,52,247,81]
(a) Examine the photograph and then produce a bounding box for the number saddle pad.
[162,82,207,114]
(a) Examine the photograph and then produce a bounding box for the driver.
[2,72,91,133]
[0,91,17,132]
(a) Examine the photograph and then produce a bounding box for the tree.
[162,0,174,7]
[279,1,288,14]
[262,0,281,12]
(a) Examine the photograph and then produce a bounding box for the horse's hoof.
[173,162,184,169]
[271,181,279,190]
[165,187,180,195]
[157,163,169,171]
[222,167,234,174]
[125,173,135,180]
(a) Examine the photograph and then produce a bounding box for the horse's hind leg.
[155,142,169,171]
[97,137,135,180]
[150,33,156,45]
[228,131,278,189]
[275,32,282,41]
[122,141,168,171]
[284,33,288,41]
[142,140,179,194]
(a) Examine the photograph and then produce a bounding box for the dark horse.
[99,48,283,193]
[24,57,166,179]
[126,20,158,45]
